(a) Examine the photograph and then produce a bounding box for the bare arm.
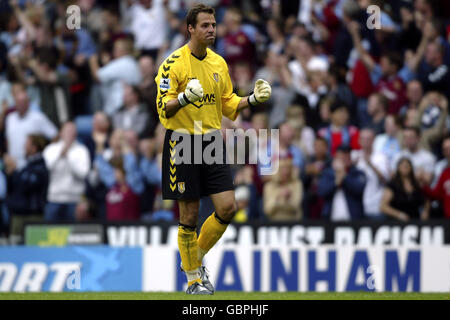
[380,188,410,221]
[366,158,388,185]
[89,54,101,82]
[236,96,251,113]
[311,14,330,42]
[276,54,293,89]
[164,98,184,118]
[406,22,433,72]
[28,59,58,84]
[348,21,376,72]
[421,199,430,221]
[11,0,37,41]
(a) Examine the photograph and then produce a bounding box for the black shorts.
[161,129,235,200]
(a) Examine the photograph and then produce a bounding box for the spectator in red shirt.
[348,21,409,121]
[106,158,140,221]
[318,100,360,156]
[420,167,450,219]
[218,7,255,79]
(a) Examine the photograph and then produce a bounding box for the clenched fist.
[248,79,271,106]
[178,79,204,107]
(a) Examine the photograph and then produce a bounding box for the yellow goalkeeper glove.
[248,79,271,106]
[178,79,204,107]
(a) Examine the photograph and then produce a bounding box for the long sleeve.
[140,157,162,186]
[342,169,367,197]
[67,144,91,180]
[263,180,303,218]
[94,154,115,189]
[423,168,448,200]
[318,168,337,199]
[123,153,144,195]
[155,55,181,120]
[12,163,48,193]
[263,182,278,217]
[37,112,58,140]
[43,144,61,171]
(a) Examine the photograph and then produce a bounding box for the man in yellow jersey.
[155,3,271,295]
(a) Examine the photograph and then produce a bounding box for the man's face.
[384,115,397,136]
[359,129,374,150]
[380,56,395,76]
[367,95,380,116]
[61,123,77,143]
[123,85,137,106]
[13,87,29,115]
[407,81,423,103]
[425,42,440,66]
[139,56,155,78]
[189,12,216,46]
[335,151,351,169]
[280,123,295,144]
[314,139,328,158]
[331,107,349,127]
[403,129,419,151]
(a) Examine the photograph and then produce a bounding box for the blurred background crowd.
[0,0,450,243]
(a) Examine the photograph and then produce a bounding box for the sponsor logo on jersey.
[159,78,171,90]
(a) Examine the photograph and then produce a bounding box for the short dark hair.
[336,145,351,153]
[442,134,450,143]
[28,135,47,153]
[315,136,328,146]
[372,93,389,111]
[383,51,403,71]
[330,100,349,113]
[403,125,421,136]
[186,3,215,30]
[110,156,125,173]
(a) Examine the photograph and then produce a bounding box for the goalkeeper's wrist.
[248,92,260,107]
[177,92,191,107]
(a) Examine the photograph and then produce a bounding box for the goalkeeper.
[154,3,271,295]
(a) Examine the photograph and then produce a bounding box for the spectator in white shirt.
[391,126,436,180]
[89,38,141,115]
[351,128,390,219]
[113,83,151,138]
[126,0,167,59]
[287,35,329,105]
[43,122,90,221]
[373,114,402,163]
[5,82,58,169]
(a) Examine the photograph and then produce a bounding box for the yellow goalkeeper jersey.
[155,44,242,134]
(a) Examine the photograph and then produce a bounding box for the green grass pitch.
[0,292,449,300]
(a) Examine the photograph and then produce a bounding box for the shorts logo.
[169,140,177,192]
[213,73,219,82]
[159,78,171,90]
[178,182,185,194]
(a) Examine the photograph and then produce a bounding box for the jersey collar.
[191,51,207,61]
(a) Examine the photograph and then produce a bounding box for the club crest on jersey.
[178,182,185,194]
[213,73,219,82]
[159,78,171,90]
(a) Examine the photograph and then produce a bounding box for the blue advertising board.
[0,246,142,292]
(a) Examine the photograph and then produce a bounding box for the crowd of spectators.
[0,0,450,242]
